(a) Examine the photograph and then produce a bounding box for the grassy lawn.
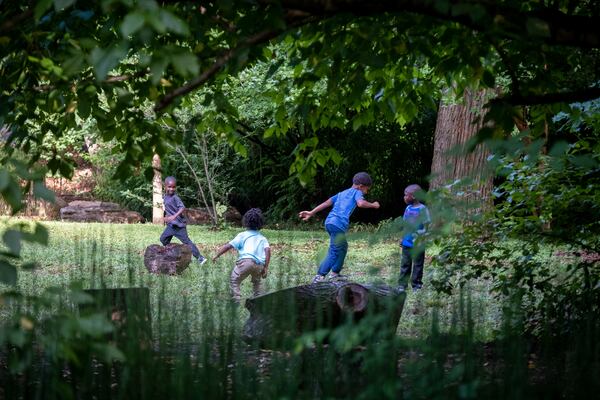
[11,220,502,341]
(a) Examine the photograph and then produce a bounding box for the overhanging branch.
[493,87,600,106]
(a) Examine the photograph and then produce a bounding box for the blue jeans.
[317,224,348,276]
[160,225,203,259]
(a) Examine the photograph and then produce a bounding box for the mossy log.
[144,243,191,275]
[243,281,406,348]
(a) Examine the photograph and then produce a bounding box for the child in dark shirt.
[160,176,207,265]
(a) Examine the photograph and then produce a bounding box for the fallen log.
[243,281,405,348]
[144,244,192,275]
[80,287,151,346]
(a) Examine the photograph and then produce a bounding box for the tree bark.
[152,153,163,224]
[243,281,406,348]
[430,88,496,211]
[144,244,192,275]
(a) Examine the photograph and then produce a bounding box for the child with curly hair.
[213,208,271,302]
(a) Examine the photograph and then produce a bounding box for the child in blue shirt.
[212,208,271,302]
[299,172,380,283]
[398,184,431,290]
[160,176,207,265]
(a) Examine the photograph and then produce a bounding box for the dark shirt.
[163,193,187,227]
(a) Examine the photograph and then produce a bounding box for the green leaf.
[3,230,21,256]
[0,169,9,191]
[34,0,53,20]
[0,260,17,286]
[121,12,146,37]
[172,51,199,77]
[89,44,128,80]
[159,10,190,35]
[33,181,55,202]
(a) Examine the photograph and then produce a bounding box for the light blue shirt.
[229,230,270,264]
[324,187,364,232]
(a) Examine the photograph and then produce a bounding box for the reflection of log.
[144,244,192,275]
[243,282,405,348]
[80,288,151,345]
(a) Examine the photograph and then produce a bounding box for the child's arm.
[357,199,380,209]
[212,243,233,262]
[164,207,185,224]
[261,247,271,278]
[298,198,333,221]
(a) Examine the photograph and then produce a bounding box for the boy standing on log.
[299,172,380,283]
[398,184,431,291]
[212,208,271,303]
[160,176,207,265]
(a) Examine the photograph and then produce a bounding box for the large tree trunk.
[152,153,163,224]
[430,88,496,210]
[243,281,406,348]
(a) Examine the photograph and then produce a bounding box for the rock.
[60,200,144,223]
[143,244,192,275]
[186,206,242,225]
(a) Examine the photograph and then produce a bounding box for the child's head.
[164,176,177,195]
[242,208,264,230]
[352,172,372,194]
[404,184,422,205]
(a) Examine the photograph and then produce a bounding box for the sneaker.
[197,256,208,266]
[311,274,326,284]
[412,284,423,292]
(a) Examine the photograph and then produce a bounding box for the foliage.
[429,134,600,335]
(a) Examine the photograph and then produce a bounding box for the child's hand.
[373,201,380,209]
[164,215,173,223]
[298,210,312,220]
[261,267,268,278]
[211,256,218,262]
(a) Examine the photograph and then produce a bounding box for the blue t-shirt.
[401,203,431,248]
[229,230,270,265]
[163,193,187,227]
[324,187,364,232]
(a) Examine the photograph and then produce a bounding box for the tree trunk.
[152,153,163,224]
[243,281,406,348]
[430,88,496,210]
[144,244,192,275]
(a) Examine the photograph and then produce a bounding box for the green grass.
[10,221,503,340]
[2,221,597,399]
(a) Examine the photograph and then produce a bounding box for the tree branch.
[154,29,282,113]
[273,0,600,48]
[493,87,600,106]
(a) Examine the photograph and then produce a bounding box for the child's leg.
[398,246,412,288]
[159,225,174,245]
[249,265,264,297]
[172,226,204,259]
[330,232,348,274]
[230,259,261,301]
[411,250,425,288]
[317,225,346,276]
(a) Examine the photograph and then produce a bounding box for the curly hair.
[242,208,264,230]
